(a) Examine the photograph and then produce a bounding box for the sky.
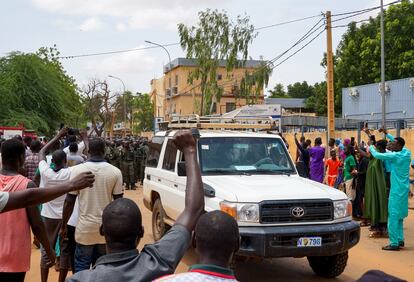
[1,0,397,95]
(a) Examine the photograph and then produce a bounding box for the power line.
[57,43,180,59]
[267,17,325,65]
[332,18,372,29]
[58,15,325,60]
[271,28,325,69]
[254,14,323,31]
[331,0,401,17]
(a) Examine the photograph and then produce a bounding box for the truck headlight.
[334,200,352,219]
[220,201,259,223]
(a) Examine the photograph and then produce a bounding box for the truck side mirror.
[177,161,186,177]
[296,161,307,177]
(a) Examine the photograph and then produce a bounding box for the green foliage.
[0,47,82,135]
[305,81,327,115]
[133,94,154,133]
[178,9,270,115]
[286,81,314,99]
[268,83,287,98]
[239,62,272,104]
[329,0,414,114]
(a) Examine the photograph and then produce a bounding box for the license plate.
[297,237,322,247]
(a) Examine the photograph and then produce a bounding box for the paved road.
[27,189,414,281]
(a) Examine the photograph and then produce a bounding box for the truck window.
[198,137,294,175]
[146,136,165,168]
[162,139,177,172]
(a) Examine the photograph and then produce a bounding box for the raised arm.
[174,131,204,232]
[79,129,89,155]
[39,127,68,161]
[1,172,94,213]
[294,133,305,154]
[379,128,394,142]
[369,145,397,161]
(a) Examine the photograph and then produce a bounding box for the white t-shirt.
[39,160,72,219]
[70,161,123,245]
[68,199,79,227]
[0,191,9,212]
[63,141,86,156]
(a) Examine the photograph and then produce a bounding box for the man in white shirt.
[63,130,88,157]
[38,128,72,282]
[62,137,123,273]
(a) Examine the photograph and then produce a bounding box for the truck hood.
[202,174,347,203]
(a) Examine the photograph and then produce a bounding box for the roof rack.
[165,114,276,130]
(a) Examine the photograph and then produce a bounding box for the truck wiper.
[250,169,292,176]
[204,169,251,176]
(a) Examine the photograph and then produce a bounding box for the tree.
[0,46,82,135]
[178,9,271,115]
[133,94,154,133]
[305,81,327,115]
[81,79,118,137]
[329,0,414,114]
[286,81,314,98]
[268,83,287,98]
[114,90,135,129]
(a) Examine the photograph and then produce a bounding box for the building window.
[162,139,177,172]
[211,102,217,113]
[175,75,179,85]
[217,74,222,80]
[169,77,172,88]
[226,102,236,113]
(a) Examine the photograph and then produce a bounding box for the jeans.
[74,243,106,273]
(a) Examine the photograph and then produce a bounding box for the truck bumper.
[238,221,360,258]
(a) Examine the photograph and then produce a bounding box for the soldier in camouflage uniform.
[120,140,136,190]
[139,139,149,185]
[133,141,143,185]
[105,141,120,168]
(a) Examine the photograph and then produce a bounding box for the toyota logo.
[291,207,305,218]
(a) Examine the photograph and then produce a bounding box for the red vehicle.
[0,126,38,140]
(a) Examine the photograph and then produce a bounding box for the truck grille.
[260,200,333,223]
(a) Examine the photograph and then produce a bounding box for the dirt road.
[27,189,414,281]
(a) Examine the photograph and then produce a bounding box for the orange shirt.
[325,158,341,176]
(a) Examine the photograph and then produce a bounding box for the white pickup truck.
[143,130,360,278]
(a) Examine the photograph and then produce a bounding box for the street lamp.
[145,40,172,70]
[108,75,127,137]
[145,40,172,120]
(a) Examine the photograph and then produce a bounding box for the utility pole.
[380,0,386,130]
[326,11,335,140]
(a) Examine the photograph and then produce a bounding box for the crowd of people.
[294,128,412,251]
[0,129,243,282]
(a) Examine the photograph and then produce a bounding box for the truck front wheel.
[307,251,348,278]
[152,199,169,241]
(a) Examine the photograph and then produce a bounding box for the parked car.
[143,130,360,278]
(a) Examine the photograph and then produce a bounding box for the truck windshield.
[198,137,295,175]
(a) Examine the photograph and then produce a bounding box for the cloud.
[79,17,105,31]
[33,0,227,31]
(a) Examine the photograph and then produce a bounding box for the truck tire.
[152,199,169,241]
[307,251,348,278]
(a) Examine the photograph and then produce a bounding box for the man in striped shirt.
[156,211,240,282]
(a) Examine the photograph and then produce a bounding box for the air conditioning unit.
[378,82,390,94]
[349,88,359,98]
[409,78,414,89]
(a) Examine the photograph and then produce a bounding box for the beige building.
[149,58,266,119]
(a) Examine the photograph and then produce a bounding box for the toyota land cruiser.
[143,129,360,278]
